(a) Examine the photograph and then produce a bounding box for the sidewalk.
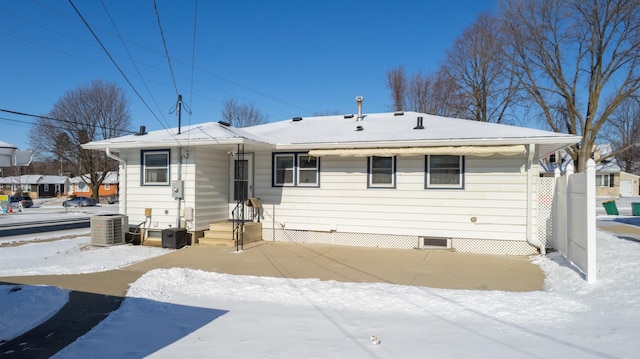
[0,241,545,358]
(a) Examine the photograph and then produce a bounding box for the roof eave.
[273,136,581,151]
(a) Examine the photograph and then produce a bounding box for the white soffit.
[308,145,527,157]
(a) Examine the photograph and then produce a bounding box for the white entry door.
[620,179,633,197]
[228,153,254,219]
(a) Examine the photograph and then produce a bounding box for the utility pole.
[177,94,182,135]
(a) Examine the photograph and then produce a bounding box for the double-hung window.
[142,150,170,185]
[596,174,613,187]
[426,155,464,189]
[368,156,396,188]
[273,153,319,187]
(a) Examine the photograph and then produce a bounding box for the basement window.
[141,150,170,185]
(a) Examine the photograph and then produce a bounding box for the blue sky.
[0,0,499,152]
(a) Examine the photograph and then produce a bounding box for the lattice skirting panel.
[451,237,539,255]
[262,229,540,255]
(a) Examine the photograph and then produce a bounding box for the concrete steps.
[200,221,262,247]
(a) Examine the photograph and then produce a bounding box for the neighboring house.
[69,172,119,199]
[0,175,67,198]
[540,144,640,197]
[0,140,33,167]
[0,175,43,197]
[83,110,580,255]
[35,175,67,198]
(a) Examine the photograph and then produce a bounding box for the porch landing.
[198,221,262,247]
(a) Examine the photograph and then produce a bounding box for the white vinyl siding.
[192,148,230,229]
[120,148,184,230]
[254,153,532,242]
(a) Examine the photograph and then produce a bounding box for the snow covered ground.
[2,199,640,358]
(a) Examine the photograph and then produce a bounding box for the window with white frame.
[273,153,319,187]
[104,183,110,190]
[426,155,464,189]
[142,150,170,185]
[298,155,319,185]
[596,174,614,187]
[368,156,395,188]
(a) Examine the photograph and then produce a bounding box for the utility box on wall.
[162,228,188,249]
[171,180,184,199]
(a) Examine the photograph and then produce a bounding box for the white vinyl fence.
[550,159,597,283]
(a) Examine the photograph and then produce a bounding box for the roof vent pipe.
[356,96,364,121]
[134,125,147,136]
[414,116,424,130]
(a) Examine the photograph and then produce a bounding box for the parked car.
[62,197,97,207]
[9,196,34,209]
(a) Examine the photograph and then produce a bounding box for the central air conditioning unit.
[91,214,127,246]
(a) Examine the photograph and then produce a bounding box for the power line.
[154,0,179,98]
[0,108,138,135]
[99,0,171,130]
[67,0,184,148]
[187,0,199,145]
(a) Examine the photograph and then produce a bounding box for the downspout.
[526,143,545,254]
[106,148,126,215]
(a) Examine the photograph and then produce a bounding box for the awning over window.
[307,145,527,157]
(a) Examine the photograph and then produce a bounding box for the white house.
[83,110,580,255]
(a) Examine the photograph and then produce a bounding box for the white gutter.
[526,143,545,254]
[106,148,127,215]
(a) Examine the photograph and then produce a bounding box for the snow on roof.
[82,122,271,150]
[39,175,69,184]
[245,112,579,148]
[0,141,17,149]
[82,112,580,157]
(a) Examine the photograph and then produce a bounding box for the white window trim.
[426,155,464,189]
[368,156,396,188]
[273,153,320,187]
[297,155,319,187]
[142,150,170,186]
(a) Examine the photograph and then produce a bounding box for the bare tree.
[442,13,520,123]
[221,98,267,127]
[404,69,462,117]
[501,0,640,172]
[385,65,408,111]
[28,80,131,200]
[601,96,640,173]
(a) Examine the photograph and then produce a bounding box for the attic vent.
[292,117,303,122]
[394,111,404,116]
[344,114,354,119]
[414,116,424,130]
[218,121,231,127]
[418,236,451,249]
[356,125,364,131]
[134,125,147,136]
